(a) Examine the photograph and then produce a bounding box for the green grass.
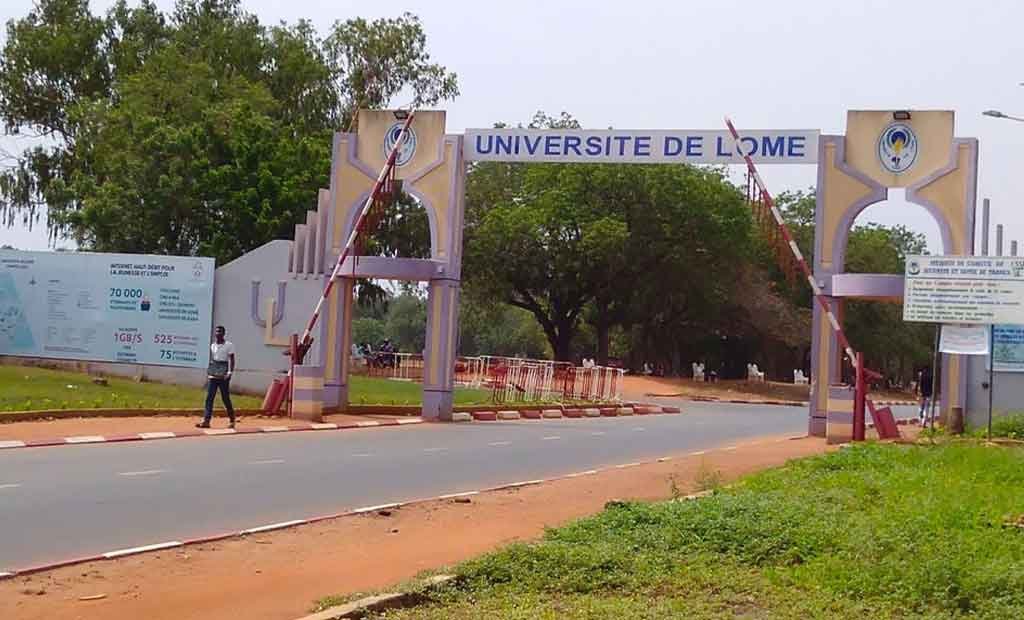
[351,443,1024,619]
[0,365,265,412]
[0,365,495,412]
[969,413,1024,440]
[347,375,493,406]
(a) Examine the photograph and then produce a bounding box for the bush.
[990,413,1024,439]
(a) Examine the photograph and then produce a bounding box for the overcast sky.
[2,0,1023,254]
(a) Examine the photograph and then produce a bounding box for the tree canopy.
[0,0,457,265]
[463,112,801,366]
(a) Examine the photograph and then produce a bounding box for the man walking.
[197,325,236,428]
[917,366,934,426]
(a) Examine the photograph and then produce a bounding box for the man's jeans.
[204,377,235,424]
[919,397,931,423]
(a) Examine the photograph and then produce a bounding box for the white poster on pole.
[939,324,989,355]
[0,249,214,368]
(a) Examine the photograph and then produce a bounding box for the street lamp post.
[979,106,1024,439]
[984,110,1024,122]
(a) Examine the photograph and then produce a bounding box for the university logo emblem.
[384,122,417,166]
[907,260,921,276]
[878,123,918,174]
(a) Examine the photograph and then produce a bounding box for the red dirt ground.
[620,375,913,403]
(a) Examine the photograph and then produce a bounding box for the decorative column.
[292,364,324,422]
[324,277,355,409]
[826,384,854,444]
[422,278,460,420]
[809,295,843,437]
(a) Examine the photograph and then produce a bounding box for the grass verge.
[355,443,1024,619]
[0,365,495,412]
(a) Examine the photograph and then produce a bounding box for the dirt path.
[0,413,410,442]
[620,375,913,404]
[1,435,830,620]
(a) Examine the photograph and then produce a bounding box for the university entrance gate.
[240,109,976,437]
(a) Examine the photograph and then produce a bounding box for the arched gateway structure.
[809,111,977,437]
[223,109,977,434]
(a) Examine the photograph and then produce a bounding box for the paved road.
[0,401,915,571]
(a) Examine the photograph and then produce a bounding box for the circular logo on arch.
[384,122,417,167]
[878,123,918,174]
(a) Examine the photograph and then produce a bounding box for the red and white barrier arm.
[293,111,416,361]
[724,117,873,376]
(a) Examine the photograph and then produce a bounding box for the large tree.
[464,113,754,362]
[0,0,458,264]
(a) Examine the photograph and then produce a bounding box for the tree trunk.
[596,319,610,366]
[539,319,575,362]
[554,326,574,362]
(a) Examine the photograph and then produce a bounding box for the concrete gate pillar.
[324,277,356,409]
[316,110,467,421]
[809,111,978,438]
[423,278,461,421]
[809,295,843,436]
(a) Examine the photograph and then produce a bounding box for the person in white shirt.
[197,325,236,428]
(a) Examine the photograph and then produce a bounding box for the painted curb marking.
[242,520,308,535]
[349,502,402,515]
[65,435,106,444]
[139,431,177,440]
[436,491,479,500]
[204,428,237,436]
[489,479,546,491]
[0,404,678,453]
[102,541,183,559]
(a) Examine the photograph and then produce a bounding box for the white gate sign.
[464,129,819,164]
[903,255,1024,324]
[0,250,215,368]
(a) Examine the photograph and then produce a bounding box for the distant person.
[380,338,396,367]
[197,325,236,429]
[917,366,934,425]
